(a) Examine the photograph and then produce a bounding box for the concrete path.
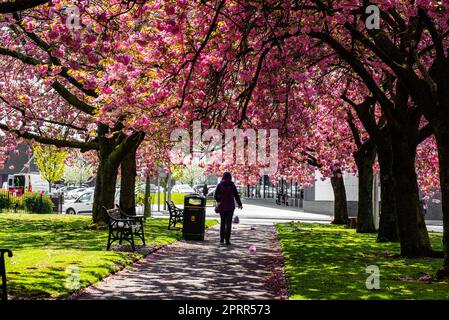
[139,200,332,226]
[75,224,288,300]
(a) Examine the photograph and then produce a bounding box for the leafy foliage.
[22,192,53,213]
[32,143,67,189]
[0,191,11,211]
[63,159,94,186]
[171,164,205,186]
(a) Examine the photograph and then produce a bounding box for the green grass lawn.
[0,213,217,299]
[276,222,449,300]
[140,192,216,206]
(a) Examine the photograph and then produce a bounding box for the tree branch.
[0,46,96,114]
[0,123,98,150]
[310,30,397,127]
[0,0,48,13]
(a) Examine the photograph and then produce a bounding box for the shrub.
[10,195,24,210]
[0,192,11,212]
[22,192,54,213]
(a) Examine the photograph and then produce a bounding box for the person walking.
[214,172,242,245]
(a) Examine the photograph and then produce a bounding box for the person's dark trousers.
[220,210,234,242]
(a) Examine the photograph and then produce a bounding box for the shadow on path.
[75,225,286,300]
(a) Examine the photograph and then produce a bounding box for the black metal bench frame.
[103,206,146,251]
[166,201,183,230]
[1,249,12,301]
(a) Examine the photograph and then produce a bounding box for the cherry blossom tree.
[2,1,448,277]
[155,0,445,262]
[0,1,178,223]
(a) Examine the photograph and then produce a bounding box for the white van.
[7,173,49,194]
[63,188,119,215]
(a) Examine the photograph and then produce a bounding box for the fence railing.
[0,191,63,214]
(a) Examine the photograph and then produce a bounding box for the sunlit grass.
[138,192,215,206]
[0,213,218,299]
[276,222,449,300]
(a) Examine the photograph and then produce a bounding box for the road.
[137,199,443,231]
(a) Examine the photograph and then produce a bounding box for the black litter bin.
[182,194,206,241]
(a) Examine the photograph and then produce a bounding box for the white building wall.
[314,170,359,201]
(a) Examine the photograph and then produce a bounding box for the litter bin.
[182,194,206,241]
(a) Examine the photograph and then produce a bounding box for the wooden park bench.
[347,217,357,229]
[1,249,13,301]
[103,206,146,252]
[166,201,183,230]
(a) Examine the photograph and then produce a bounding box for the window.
[14,176,25,190]
[78,193,92,203]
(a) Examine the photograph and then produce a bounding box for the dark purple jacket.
[214,181,242,212]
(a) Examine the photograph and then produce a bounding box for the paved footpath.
[75,224,288,300]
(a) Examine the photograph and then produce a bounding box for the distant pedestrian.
[214,172,242,245]
[202,184,209,197]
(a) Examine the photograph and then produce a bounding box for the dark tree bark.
[376,142,399,242]
[143,174,152,217]
[0,0,49,14]
[390,127,432,257]
[330,170,349,225]
[119,146,139,216]
[92,125,120,225]
[92,157,120,224]
[435,128,449,278]
[347,110,376,233]
[92,124,144,224]
[354,141,376,233]
[344,97,399,240]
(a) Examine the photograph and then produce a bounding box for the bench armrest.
[115,206,146,222]
[0,249,13,259]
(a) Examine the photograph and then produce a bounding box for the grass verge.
[0,213,217,299]
[276,222,449,299]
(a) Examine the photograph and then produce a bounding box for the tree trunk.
[330,170,348,225]
[354,143,376,233]
[119,146,137,216]
[391,131,432,257]
[91,125,145,224]
[376,143,399,242]
[92,152,119,224]
[435,128,449,278]
[143,174,152,217]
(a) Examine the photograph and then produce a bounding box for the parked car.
[56,185,86,194]
[193,184,216,195]
[150,184,164,193]
[65,187,92,200]
[206,188,216,197]
[171,184,196,194]
[193,184,205,194]
[140,183,164,193]
[63,189,119,215]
